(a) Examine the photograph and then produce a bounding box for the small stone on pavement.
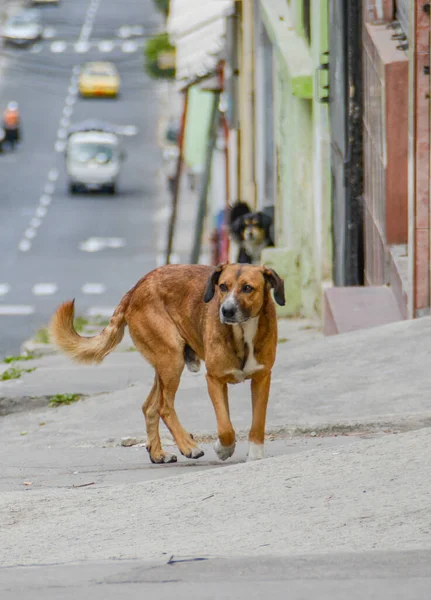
[121,437,138,447]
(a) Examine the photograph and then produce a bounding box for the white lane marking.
[63,105,73,118]
[0,284,10,296]
[74,41,90,53]
[30,43,43,54]
[48,169,59,182]
[44,182,55,195]
[79,237,126,252]
[55,141,66,152]
[60,117,69,129]
[118,25,131,39]
[32,283,58,296]
[121,125,138,136]
[24,228,37,240]
[99,40,114,53]
[43,26,56,39]
[36,206,47,218]
[86,307,115,318]
[78,0,100,45]
[122,41,138,53]
[51,41,67,53]
[73,65,81,76]
[81,283,106,295]
[30,217,42,228]
[18,240,31,252]
[65,96,76,107]
[40,195,51,207]
[57,128,67,140]
[68,84,78,96]
[0,305,35,316]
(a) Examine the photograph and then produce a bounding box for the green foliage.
[73,316,89,332]
[34,327,50,344]
[4,354,35,363]
[1,367,35,381]
[144,32,175,80]
[49,394,82,407]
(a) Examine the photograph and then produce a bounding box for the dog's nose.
[222,305,236,319]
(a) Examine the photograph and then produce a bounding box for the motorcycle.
[4,124,21,149]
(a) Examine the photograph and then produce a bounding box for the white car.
[65,121,126,194]
[2,9,43,46]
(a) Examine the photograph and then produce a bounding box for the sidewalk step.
[323,285,404,336]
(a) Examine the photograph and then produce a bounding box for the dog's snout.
[222,305,236,319]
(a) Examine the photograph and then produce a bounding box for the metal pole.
[190,92,221,264]
[165,88,189,265]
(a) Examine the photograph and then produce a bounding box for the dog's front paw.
[214,438,236,461]
[247,442,264,462]
[181,446,205,459]
[147,446,177,464]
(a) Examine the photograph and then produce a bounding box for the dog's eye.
[242,284,254,293]
[219,283,228,292]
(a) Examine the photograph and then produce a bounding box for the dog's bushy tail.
[49,293,131,364]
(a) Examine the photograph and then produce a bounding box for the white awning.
[168,0,234,86]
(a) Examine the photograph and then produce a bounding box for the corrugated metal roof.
[167,0,234,85]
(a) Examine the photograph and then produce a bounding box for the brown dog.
[50,263,285,463]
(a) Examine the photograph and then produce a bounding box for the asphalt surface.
[0,0,162,358]
[2,551,431,599]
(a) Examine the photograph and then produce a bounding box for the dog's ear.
[259,212,273,230]
[229,201,252,226]
[204,264,226,303]
[262,267,285,306]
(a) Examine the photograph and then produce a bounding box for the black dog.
[229,201,274,264]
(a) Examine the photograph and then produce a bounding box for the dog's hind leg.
[157,354,205,460]
[142,375,177,464]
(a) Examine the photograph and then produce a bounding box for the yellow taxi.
[78,62,120,98]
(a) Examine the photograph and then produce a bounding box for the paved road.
[0,0,162,358]
[2,551,430,599]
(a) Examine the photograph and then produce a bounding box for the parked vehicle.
[78,62,120,98]
[2,9,43,46]
[65,121,126,194]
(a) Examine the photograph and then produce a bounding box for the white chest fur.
[228,317,263,382]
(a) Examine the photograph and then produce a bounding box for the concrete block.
[323,285,404,336]
[261,246,301,317]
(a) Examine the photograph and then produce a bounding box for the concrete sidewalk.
[2,316,431,596]
[3,316,431,436]
[1,428,431,565]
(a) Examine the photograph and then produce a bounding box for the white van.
[65,121,125,194]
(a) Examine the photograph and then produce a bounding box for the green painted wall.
[183,86,214,171]
[259,0,332,319]
[274,58,318,317]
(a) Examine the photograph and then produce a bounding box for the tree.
[144,33,175,80]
